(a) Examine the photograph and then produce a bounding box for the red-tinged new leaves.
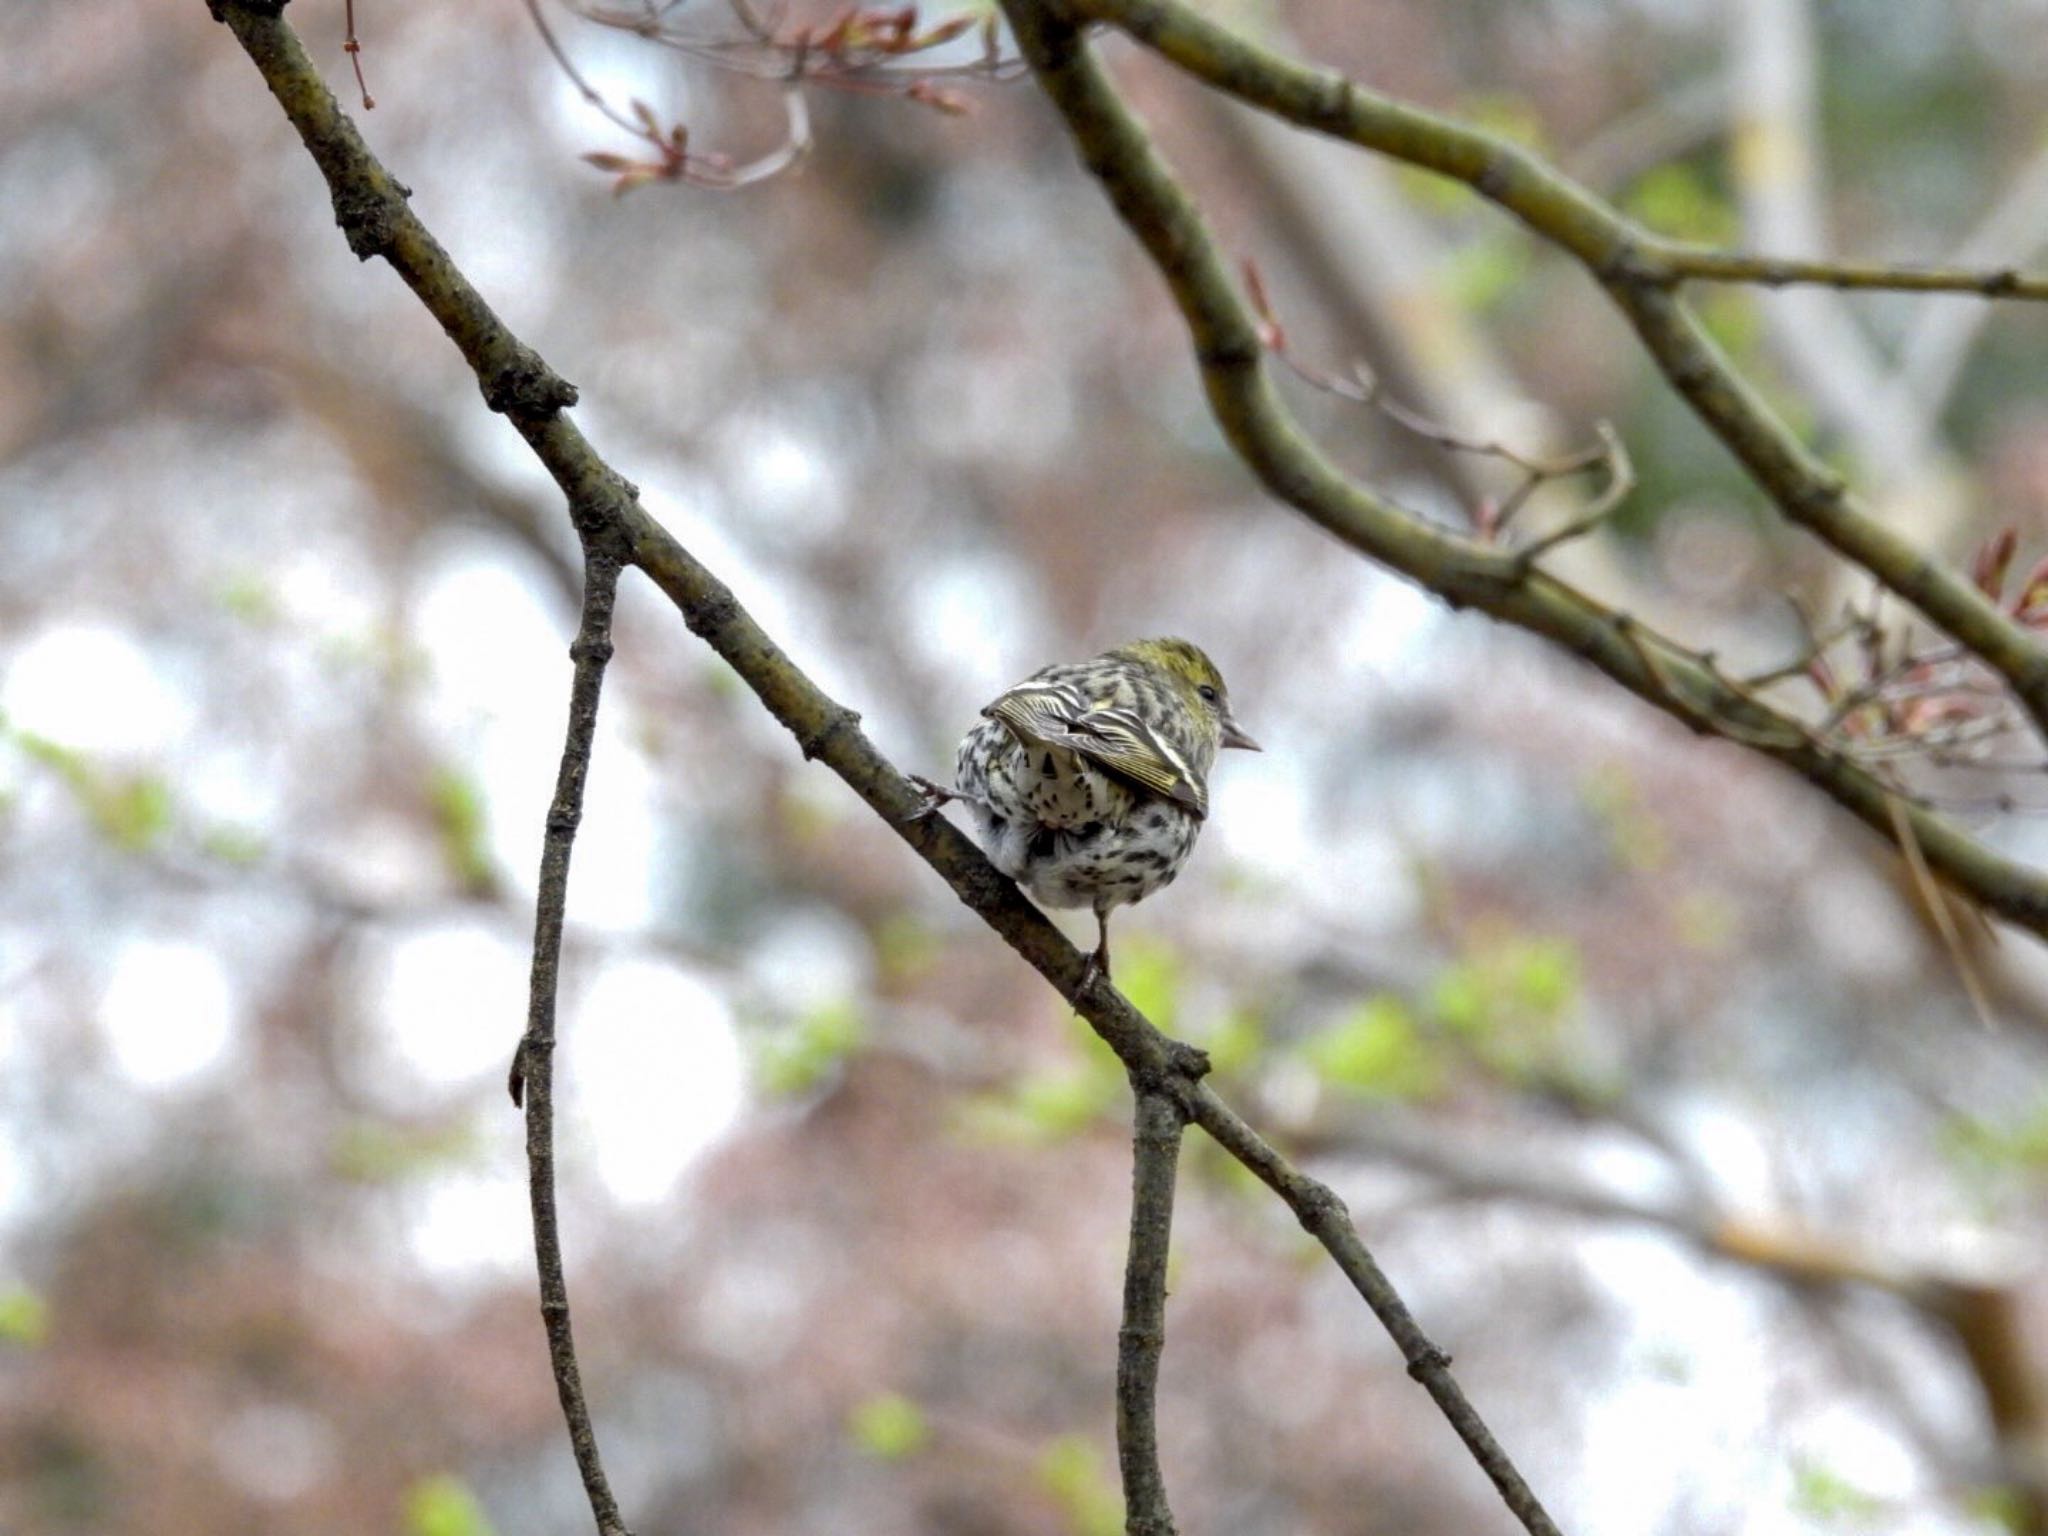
[905,78,974,115]
[581,151,675,195]
[544,0,1024,167]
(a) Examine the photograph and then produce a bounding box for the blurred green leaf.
[0,1286,49,1347]
[1963,1485,2026,1533]
[1303,996,1442,1101]
[217,572,282,627]
[755,998,865,1097]
[1437,236,1529,316]
[1430,963,1489,1038]
[848,1392,929,1460]
[957,1059,1120,1144]
[873,913,938,985]
[1696,288,1763,367]
[1194,1006,1264,1077]
[1036,1436,1121,1536]
[1624,162,1739,244]
[1112,937,1180,1030]
[404,1474,497,1536]
[1789,1458,1882,1523]
[1457,92,1549,153]
[427,766,495,894]
[15,732,173,852]
[1505,937,1579,1017]
[1425,931,1587,1085]
[95,776,172,851]
[331,1119,481,1184]
[200,825,269,867]
[1943,1097,2048,1182]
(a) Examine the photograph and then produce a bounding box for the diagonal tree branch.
[1117,1083,1185,1536]
[1184,1081,1563,1535]
[1059,0,2048,738]
[990,0,2048,937]
[207,4,1574,1532]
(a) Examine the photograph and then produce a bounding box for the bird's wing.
[986,681,1208,819]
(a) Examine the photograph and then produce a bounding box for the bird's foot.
[906,775,962,822]
[1078,941,1113,995]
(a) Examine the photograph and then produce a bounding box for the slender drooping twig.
[507,539,632,1536]
[1117,1084,1186,1536]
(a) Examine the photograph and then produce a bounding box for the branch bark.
[1061,0,2048,738]
[209,4,1571,1532]
[992,0,2048,937]
[1117,1084,1184,1536]
[507,542,632,1536]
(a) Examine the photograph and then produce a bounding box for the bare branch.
[208,5,1601,1528]
[1117,1085,1184,1536]
[1064,0,2048,740]
[507,539,633,1536]
[1185,1082,1565,1536]
[1653,246,2048,303]
[990,0,2048,934]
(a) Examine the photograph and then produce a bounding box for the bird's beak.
[1221,715,1261,752]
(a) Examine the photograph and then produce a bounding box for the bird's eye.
[1197,684,1219,703]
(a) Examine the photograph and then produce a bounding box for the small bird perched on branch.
[914,637,1259,984]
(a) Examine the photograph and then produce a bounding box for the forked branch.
[1060,0,2048,740]
[208,5,1581,1533]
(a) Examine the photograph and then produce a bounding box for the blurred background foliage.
[4,0,2048,1531]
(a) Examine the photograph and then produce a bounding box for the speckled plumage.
[922,638,1258,980]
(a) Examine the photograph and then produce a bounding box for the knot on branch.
[565,493,635,560]
[1131,1043,1211,1101]
[568,636,615,666]
[485,352,580,419]
[1406,1344,1454,1382]
[681,586,740,638]
[1790,475,1848,517]
[1595,240,1666,290]
[1471,156,1515,201]
[1195,334,1262,373]
[1117,1323,1166,1349]
[1297,1181,1350,1230]
[332,181,406,260]
[796,705,863,762]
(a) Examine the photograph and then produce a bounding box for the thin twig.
[507,542,633,1536]
[1186,1083,1565,1536]
[1118,1083,1185,1536]
[1656,246,2048,303]
[343,0,374,109]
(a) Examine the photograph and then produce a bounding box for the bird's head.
[1115,637,1261,753]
